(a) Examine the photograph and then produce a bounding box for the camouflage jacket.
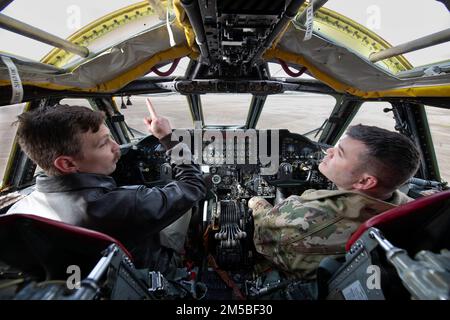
[250,189,412,280]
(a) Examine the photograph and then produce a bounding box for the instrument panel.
[111,129,332,270]
[114,129,330,198]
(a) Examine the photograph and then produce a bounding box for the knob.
[212,174,222,184]
[280,163,293,174]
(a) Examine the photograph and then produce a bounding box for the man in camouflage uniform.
[250,124,420,280]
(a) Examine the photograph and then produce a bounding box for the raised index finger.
[146,98,158,118]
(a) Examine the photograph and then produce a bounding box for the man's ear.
[53,156,78,174]
[352,173,378,191]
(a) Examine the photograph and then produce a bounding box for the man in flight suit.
[7,99,206,271]
[249,124,420,280]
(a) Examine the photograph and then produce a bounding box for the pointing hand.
[143,98,172,139]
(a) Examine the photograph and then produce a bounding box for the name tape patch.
[1,56,24,104]
[303,3,314,41]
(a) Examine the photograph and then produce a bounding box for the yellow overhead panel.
[264,48,356,93]
[0,79,77,90]
[41,1,167,67]
[360,85,450,99]
[270,21,291,50]
[95,44,192,92]
[0,0,195,93]
[173,0,197,50]
[263,3,447,98]
[0,44,193,92]
[292,3,412,74]
[265,48,450,98]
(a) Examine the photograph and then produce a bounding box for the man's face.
[74,124,121,175]
[318,135,368,190]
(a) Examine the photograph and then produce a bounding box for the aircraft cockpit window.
[0,0,165,64]
[202,94,251,127]
[325,0,450,68]
[348,102,397,131]
[59,98,93,110]
[1,0,449,302]
[425,105,450,181]
[256,93,336,141]
[0,103,25,183]
[116,95,194,136]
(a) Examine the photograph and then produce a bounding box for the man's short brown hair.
[347,124,421,190]
[15,104,105,175]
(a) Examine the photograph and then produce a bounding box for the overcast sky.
[0,0,449,66]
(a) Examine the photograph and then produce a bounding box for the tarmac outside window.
[425,106,450,182]
[117,94,195,135]
[0,103,25,183]
[257,93,336,141]
[348,101,396,131]
[202,94,251,127]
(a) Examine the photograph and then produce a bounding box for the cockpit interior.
[0,0,449,300]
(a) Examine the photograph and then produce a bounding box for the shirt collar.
[35,172,116,193]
